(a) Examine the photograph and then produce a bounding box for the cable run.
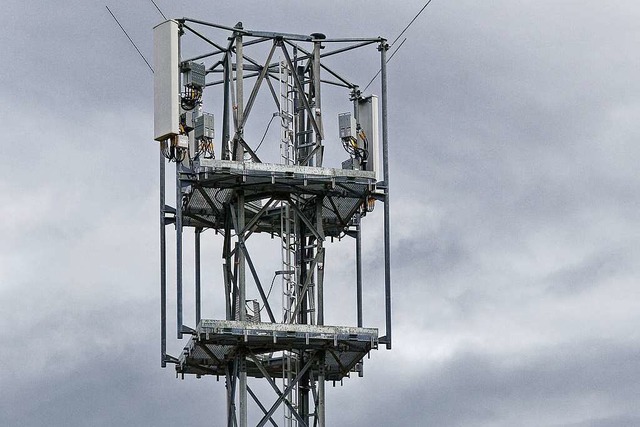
[106,5,154,73]
[361,0,434,92]
[362,37,407,92]
[391,0,434,47]
[255,112,279,153]
[150,0,167,20]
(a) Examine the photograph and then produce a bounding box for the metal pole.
[356,212,363,327]
[160,146,167,367]
[195,227,202,326]
[352,88,364,328]
[227,360,238,427]
[380,41,392,349]
[234,25,248,427]
[235,25,244,162]
[222,52,231,160]
[176,162,183,339]
[223,215,232,320]
[317,358,325,427]
[238,196,247,427]
[316,200,324,327]
[312,38,323,167]
[317,195,326,427]
[297,235,309,426]
[239,354,247,427]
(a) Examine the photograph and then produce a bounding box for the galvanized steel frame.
[158,18,392,426]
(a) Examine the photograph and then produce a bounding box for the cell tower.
[154,18,392,427]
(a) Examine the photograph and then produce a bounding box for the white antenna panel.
[357,95,380,180]
[153,20,179,142]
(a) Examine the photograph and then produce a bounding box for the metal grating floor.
[176,320,379,381]
[179,160,377,237]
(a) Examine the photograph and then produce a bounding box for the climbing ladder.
[279,58,299,427]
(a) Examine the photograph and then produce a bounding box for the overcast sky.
[2,1,640,426]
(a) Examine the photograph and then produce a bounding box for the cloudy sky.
[2,1,640,426]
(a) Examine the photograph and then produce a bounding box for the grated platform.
[177,319,378,381]
[179,160,378,237]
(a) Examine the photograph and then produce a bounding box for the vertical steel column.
[294,47,305,161]
[316,200,324,326]
[222,51,231,160]
[235,29,247,426]
[317,358,325,427]
[195,227,202,326]
[297,226,310,425]
[356,212,363,327]
[312,38,323,167]
[237,196,246,320]
[352,88,364,328]
[350,88,364,328]
[297,233,307,326]
[176,163,183,339]
[239,355,247,427]
[316,199,326,427]
[234,24,244,161]
[227,360,239,427]
[223,215,232,320]
[160,147,167,367]
[237,192,247,427]
[380,41,392,349]
[299,354,309,427]
[176,22,184,341]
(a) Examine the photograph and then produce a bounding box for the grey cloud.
[3,1,640,426]
[560,415,640,427]
[331,341,640,427]
[543,247,635,295]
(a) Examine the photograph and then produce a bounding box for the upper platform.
[179,159,378,237]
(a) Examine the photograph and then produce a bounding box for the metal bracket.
[181,325,197,335]
[163,354,180,364]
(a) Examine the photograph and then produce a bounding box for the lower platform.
[176,320,378,381]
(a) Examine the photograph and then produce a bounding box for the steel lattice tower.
[154,18,392,427]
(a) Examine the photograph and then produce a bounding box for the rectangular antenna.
[154,20,179,142]
[357,95,380,180]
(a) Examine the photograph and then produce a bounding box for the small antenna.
[106,5,154,73]
[150,0,167,20]
[362,0,434,91]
